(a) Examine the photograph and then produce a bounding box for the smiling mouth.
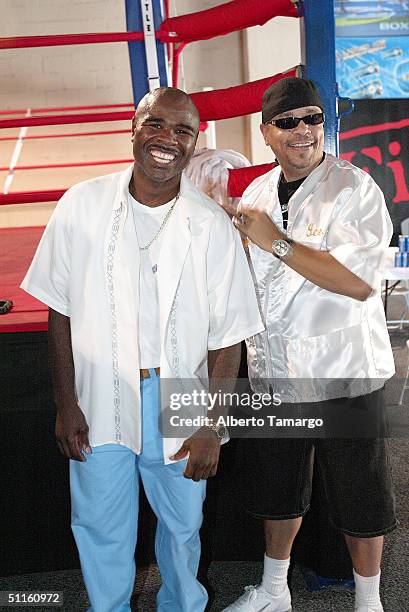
[289,142,314,149]
[149,148,177,164]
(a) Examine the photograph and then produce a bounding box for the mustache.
[147,144,179,155]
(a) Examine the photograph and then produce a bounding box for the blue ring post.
[125,0,169,106]
[301,0,339,155]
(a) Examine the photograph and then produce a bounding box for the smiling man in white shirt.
[21,87,263,612]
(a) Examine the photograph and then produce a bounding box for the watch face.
[216,425,228,438]
[274,240,290,257]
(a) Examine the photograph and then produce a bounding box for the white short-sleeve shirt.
[21,166,264,462]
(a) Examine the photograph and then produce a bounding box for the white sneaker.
[222,584,291,612]
[355,606,384,612]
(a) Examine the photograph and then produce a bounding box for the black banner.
[339,98,409,244]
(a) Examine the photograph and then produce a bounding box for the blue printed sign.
[335,1,409,98]
[336,36,409,97]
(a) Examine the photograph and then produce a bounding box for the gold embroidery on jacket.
[306,223,324,238]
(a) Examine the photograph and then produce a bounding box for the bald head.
[135,87,200,130]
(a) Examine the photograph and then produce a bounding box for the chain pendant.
[138,193,180,251]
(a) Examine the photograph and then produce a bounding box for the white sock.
[261,554,290,596]
[353,569,383,610]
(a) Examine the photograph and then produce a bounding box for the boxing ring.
[0,65,293,332]
[1,0,352,589]
[0,0,341,331]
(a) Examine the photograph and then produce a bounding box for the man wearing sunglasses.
[223,78,396,612]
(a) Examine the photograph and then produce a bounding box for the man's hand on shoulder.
[234,206,280,251]
[55,402,91,462]
[171,427,221,481]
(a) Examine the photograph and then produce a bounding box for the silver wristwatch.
[271,238,294,260]
[208,421,228,440]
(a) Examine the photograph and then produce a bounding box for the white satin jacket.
[21,165,264,462]
[242,154,395,402]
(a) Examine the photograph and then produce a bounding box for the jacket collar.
[113,164,213,218]
[114,164,134,210]
[271,153,333,230]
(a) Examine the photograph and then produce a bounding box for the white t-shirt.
[129,192,175,368]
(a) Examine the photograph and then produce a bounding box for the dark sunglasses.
[265,112,325,130]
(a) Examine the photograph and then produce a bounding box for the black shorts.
[235,389,397,538]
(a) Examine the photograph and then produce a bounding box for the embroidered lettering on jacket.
[306,223,324,238]
[107,205,122,442]
[169,289,189,395]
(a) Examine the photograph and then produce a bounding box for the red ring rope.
[0,32,146,50]
[0,129,130,142]
[0,190,65,205]
[0,163,277,206]
[0,159,133,172]
[190,68,298,121]
[0,103,134,116]
[160,0,298,43]
[228,164,276,197]
[0,123,208,142]
[0,69,298,129]
[0,1,298,50]
[0,110,134,129]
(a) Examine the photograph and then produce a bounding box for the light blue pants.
[70,370,208,612]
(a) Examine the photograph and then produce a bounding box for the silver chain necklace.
[137,193,180,251]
